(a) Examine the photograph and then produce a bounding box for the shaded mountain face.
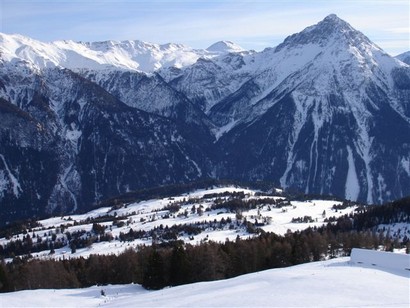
[396,51,410,65]
[0,65,212,223]
[0,14,409,223]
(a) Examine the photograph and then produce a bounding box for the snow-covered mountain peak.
[261,14,401,95]
[275,14,371,52]
[322,13,346,25]
[206,40,245,53]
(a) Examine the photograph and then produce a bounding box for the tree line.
[0,222,407,292]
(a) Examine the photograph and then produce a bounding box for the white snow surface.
[1,256,408,307]
[345,146,360,201]
[350,248,410,272]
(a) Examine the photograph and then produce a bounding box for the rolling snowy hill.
[1,255,408,307]
[0,186,359,261]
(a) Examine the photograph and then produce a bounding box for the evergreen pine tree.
[169,244,190,286]
[0,261,10,292]
[142,249,166,290]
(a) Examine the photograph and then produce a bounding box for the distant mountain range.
[0,14,409,223]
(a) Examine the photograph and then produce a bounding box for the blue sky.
[1,0,409,55]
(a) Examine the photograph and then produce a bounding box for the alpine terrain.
[0,14,409,223]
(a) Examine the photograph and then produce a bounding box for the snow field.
[1,256,408,307]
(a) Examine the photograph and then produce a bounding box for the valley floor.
[1,257,408,307]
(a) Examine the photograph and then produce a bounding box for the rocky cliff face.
[0,15,409,223]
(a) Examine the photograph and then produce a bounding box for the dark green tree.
[0,261,10,292]
[142,249,166,290]
[169,244,191,286]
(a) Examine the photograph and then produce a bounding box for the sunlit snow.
[1,255,408,307]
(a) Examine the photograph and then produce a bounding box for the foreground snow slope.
[1,257,408,307]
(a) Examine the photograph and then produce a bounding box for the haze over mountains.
[0,14,409,223]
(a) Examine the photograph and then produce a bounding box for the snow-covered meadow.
[1,254,408,307]
[0,186,357,261]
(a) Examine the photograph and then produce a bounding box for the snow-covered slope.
[1,256,408,307]
[0,186,358,261]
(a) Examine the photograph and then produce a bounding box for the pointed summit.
[322,13,345,24]
[275,14,370,51]
[316,13,356,34]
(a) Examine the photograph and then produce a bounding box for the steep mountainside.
[0,14,409,223]
[211,15,410,204]
[79,69,216,151]
[0,63,211,223]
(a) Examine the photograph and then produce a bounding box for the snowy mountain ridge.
[396,51,410,65]
[164,14,408,123]
[0,33,245,73]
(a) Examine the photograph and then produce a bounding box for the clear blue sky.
[1,0,409,55]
